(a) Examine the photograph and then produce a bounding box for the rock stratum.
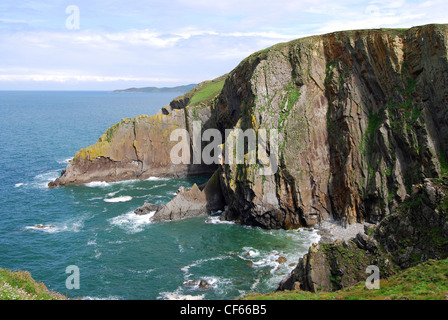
[51,24,448,232]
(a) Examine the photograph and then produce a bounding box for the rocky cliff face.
[278,175,448,292]
[51,24,448,233]
[215,24,448,229]
[49,77,225,187]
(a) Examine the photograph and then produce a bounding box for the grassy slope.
[0,268,67,300]
[188,78,226,106]
[243,259,448,300]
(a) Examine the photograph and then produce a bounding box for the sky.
[0,0,447,90]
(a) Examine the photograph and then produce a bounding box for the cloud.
[0,74,181,83]
[0,0,447,90]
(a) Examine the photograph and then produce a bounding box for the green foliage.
[189,78,226,106]
[278,82,300,130]
[0,268,67,300]
[439,152,448,175]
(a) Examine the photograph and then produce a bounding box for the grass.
[188,78,226,107]
[242,259,448,300]
[0,268,68,300]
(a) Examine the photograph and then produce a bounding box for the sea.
[0,91,320,300]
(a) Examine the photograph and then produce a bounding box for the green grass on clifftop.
[188,78,226,106]
[0,268,67,300]
[243,259,448,300]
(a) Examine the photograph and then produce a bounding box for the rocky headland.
[50,24,448,296]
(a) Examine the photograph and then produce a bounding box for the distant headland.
[112,84,197,93]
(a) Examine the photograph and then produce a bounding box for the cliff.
[51,24,448,232]
[215,24,448,229]
[49,76,226,187]
[277,175,448,293]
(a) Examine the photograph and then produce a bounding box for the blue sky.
[0,0,446,90]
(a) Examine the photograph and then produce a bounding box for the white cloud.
[0,0,447,90]
[0,74,181,83]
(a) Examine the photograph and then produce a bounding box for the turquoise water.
[0,91,320,300]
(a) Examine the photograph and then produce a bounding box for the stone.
[198,280,211,289]
[149,169,225,222]
[134,203,161,216]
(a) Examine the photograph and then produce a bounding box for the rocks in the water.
[198,280,211,289]
[276,256,287,264]
[182,279,211,289]
[134,203,161,216]
[135,169,225,222]
[33,224,55,229]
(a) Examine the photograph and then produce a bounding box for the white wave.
[24,219,84,234]
[181,256,227,277]
[85,179,141,188]
[85,181,110,188]
[106,190,120,197]
[146,176,169,181]
[204,215,234,225]
[242,247,261,258]
[57,158,72,164]
[104,196,132,203]
[158,290,205,301]
[250,278,260,291]
[33,170,62,189]
[94,249,102,259]
[14,183,25,188]
[82,296,122,300]
[108,211,152,234]
[128,269,155,275]
[87,197,104,201]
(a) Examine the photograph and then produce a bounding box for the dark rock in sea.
[198,280,211,289]
[183,280,199,287]
[134,203,161,216]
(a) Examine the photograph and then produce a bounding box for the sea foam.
[104,196,132,203]
[108,211,153,234]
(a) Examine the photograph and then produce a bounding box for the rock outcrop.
[136,169,225,222]
[278,175,448,292]
[49,76,226,187]
[214,24,448,229]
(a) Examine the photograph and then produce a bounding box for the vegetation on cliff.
[243,258,448,300]
[0,268,67,300]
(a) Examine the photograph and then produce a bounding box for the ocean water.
[0,91,320,300]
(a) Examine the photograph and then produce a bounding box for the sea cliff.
[49,24,448,295]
